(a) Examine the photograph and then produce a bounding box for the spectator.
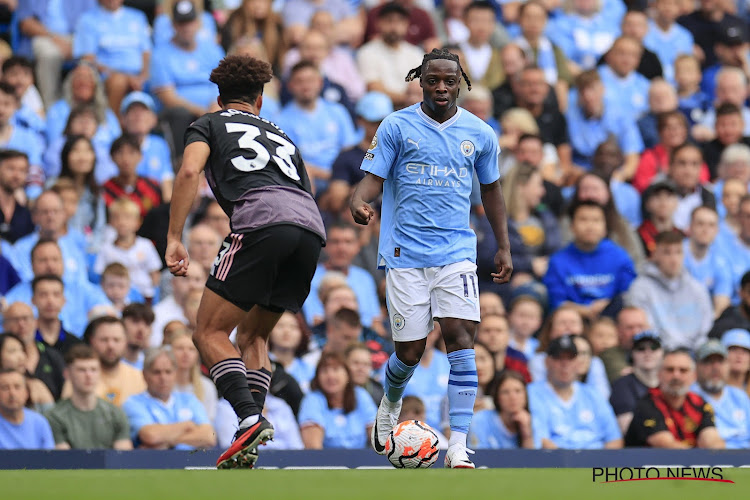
[713,144,750,219]
[276,61,358,193]
[303,222,381,328]
[326,92,393,214]
[473,341,498,411]
[696,68,750,141]
[94,199,162,301]
[565,70,643,177]
[598,36,651,122]
[586,317,618,357]
[399,395,448,448]
[701,17,750,102]
[497,108,552,178]
[625,348,725,448]
[513,134,566,215]
[711,271,750,338]
[73,0,152,117]
[150,1,224,157]
[470,370,539,449]
[702,104,750,179]
[677,0,744,69]
[529,335,622,449]
[636,79,680,150]
[119,92,174,202]
[150,264,207,346]
[165,330,218,422]
[4,239,111,338]
[100,263,136,312]
[282,0,362,48]
[17,0,97,107]
[590,139,643,230]
[4,301,65,399]
[458,85,500,135]
[502,163,562,283]
[298,352,377,449]
[572,335,597,385]
[102,135,163,218]
[479,291,506,318]
[44,344,133,450]
[0,369,54,450]
[432,0,506,47]
[683,206,733,317]
[193,199,230,241]
[185,224,222,276]
[675,54,711,127]
[122,346,215,449]
[153,0,217,49]
[477,313,531,383]
[2,56,44,122]
[269,311,314,393]
[544,200,636,318]
[0,333,55,412]
[722,329,750,395]
[345,342,384,405]
[364,0,438,49]
[221,0,283,66]
[599,306,651,383]
[717,178,747,245]
[627,231,713,350]
[666,143,716,232]
[356,2,424,108]
[0,83,43,189]
[637,180,681,257]
[692,339,750,448]
[56,136,107,249]
[614,9,664,80]
[0,150,33,243]
[44,62,121,145]
[457,1,505,91]
[718,195,750,302]
[507,293,544,360]
[643,0,695,84]
[121,303,154,369]
[609,330,664,433]
[31,274,82,356]
[81,316,146,406]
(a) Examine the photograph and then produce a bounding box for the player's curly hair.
[210,55,274,105]
[405,48,472,90]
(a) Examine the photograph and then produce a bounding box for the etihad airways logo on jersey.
[406,163,468,187]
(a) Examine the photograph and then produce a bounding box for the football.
[385,420,440,469]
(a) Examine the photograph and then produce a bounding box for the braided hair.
[405,48,472,91]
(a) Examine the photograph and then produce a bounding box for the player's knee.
[395,345,425,366]
[442,321,477,352]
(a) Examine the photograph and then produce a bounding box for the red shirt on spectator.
[633,144,710,193]
[102,176,162,218]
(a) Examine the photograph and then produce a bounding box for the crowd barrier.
[3,449,750,469]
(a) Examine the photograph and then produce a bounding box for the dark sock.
[247,367,273,410]
[209,358,259,421]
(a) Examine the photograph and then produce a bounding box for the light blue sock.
[447,349,477,434]
[384,353,418,403]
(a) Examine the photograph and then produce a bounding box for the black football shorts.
[206,224,322,313]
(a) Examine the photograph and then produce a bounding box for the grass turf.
[2,469,749,500]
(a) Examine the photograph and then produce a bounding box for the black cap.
[648,178,678,195]
[718,17,749,46]
[173,0,198,23]
[378,2,410,19]
[632,329,662,347]
[547,335,578,358]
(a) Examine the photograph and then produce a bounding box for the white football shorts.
[385,260,481,342]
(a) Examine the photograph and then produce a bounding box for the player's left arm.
[480,180,512,284]
[166,141,210,276]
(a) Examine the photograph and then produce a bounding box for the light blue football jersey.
[360,104,500,269]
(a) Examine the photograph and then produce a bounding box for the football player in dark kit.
[166,55,325,469]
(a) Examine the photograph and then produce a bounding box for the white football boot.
[370,396,402,455]
[444,443,476,469]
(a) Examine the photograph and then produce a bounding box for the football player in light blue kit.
[350,48,513,468]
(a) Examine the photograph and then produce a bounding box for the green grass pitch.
[3,469,750,500]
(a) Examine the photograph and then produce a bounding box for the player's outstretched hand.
[491,248,513,284]
[350,200,375,225]
[166,240,190,277]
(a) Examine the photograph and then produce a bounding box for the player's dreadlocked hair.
[210,55,274,105]
[405,48,472,91]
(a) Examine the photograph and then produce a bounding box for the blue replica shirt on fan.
[597,66,650,122]
[361,104,500,269]
[122,391,210,450]
[0,409,55,450]
[528,381,621,449]
[643,20,694,84]
[137,135,174,183]
[297,386,377,448]
[469,408,542,449]
[150,40,225,109]
[542,239,637,310]
[682,239,733,299]
[152,11,217,48]
[73,5,152,75]
[692,384,750,449]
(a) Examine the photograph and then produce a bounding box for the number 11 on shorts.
[460,273,477,298]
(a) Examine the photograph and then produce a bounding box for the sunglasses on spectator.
[633,342,660,352]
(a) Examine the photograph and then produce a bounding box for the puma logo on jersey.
[407,138,421,149]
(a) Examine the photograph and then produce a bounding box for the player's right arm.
[166,141,210,277]
[350,173,384,225]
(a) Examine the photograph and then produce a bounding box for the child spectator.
[119,92,174,202]
[638,180,681,256]
[544,199,637,318]
[674,54,711,128]
[626,231,713,350]
[100,263,135,312]
[587,317,619,356]
[508,293,544,360]
[94,199,162,301]
[102,135,163,217]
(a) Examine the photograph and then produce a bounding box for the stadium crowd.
[2,0,750,452]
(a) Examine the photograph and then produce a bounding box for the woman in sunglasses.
[609,330,664,434]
